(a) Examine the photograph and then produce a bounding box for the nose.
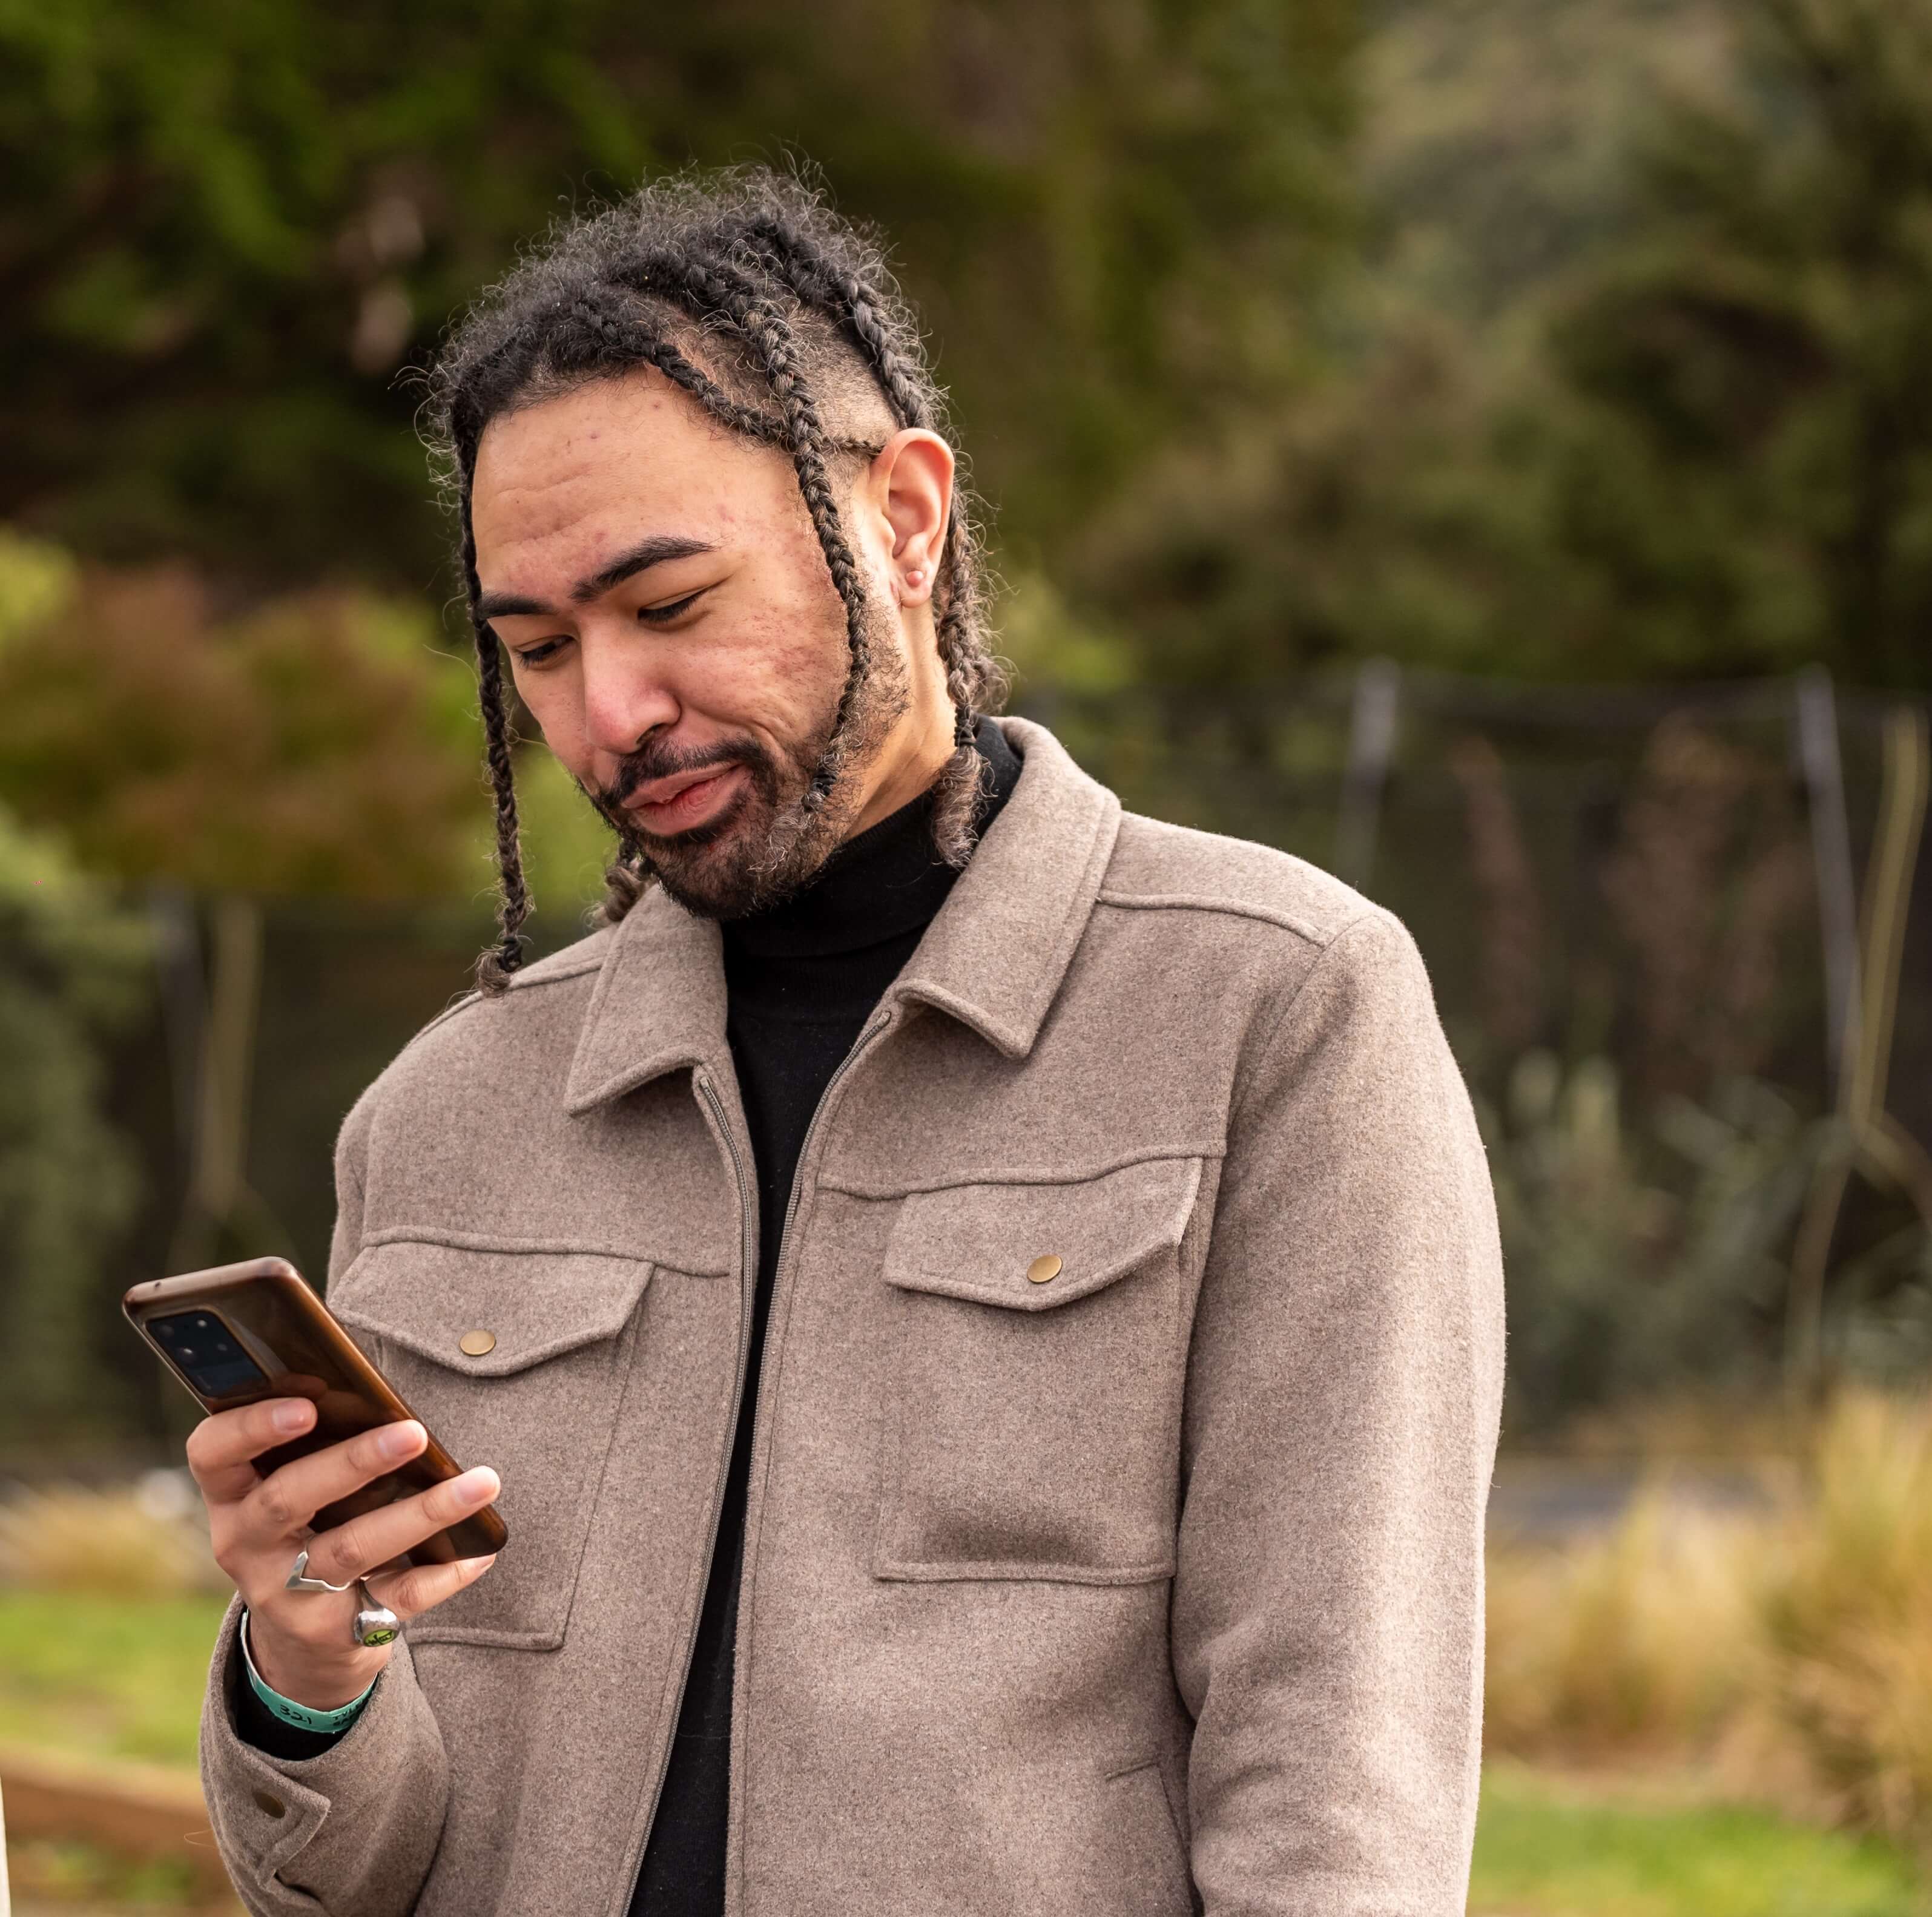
[580,631,679,761]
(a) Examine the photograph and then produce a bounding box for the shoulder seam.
[1094,889,1334,945]
[1244,907,1397,1071]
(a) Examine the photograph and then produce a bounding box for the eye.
[510,636,572,668]
[637,590,705,626]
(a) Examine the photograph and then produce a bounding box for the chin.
[642,802,785,920]
[645,782,848,922]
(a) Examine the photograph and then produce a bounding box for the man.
[190,169,1504,1916]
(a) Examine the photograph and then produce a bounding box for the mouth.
[621,762,747,836]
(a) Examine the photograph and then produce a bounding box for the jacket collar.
[564,716,1121,1114]
[880,717,1119,1057]
[564,889,729,1116]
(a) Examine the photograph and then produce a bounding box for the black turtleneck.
[630,719,1022,1916]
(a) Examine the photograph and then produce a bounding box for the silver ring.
[352,1581,401,1648]
[284,1547,356,1594]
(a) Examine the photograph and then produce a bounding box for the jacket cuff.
[200,1596,449,1917]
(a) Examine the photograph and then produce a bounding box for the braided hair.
[424,168,1008,993]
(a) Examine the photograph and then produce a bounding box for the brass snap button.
[1026,1254,1064,1285]
[251,1787,287,1818]
[458,1329,497,1357]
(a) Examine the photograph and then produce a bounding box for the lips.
[621,761,745,834]
[628,764,730,809]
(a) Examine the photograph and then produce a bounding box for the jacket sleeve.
[1172,910,1505,1916]
[199,1084,453,1917]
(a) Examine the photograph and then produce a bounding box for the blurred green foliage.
[0,527,612,903]
[1483,1052,1827,1429]
[0,800,148,1446]
[1083,0,1932,691]
[6,0,1931,698]
[0,0,1354,591]
[1,0,1929,1455]
[0,532,481,896]
[1541,0,1932,689]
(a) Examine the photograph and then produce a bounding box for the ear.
[863,429,954,605]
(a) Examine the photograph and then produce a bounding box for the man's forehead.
[474,372,753,499]
[470,378,776,579]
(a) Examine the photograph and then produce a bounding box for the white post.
[1795,667,1862,1100]
[1334,658,1401,889]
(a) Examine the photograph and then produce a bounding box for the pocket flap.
[331,1236,653,1376]
[883,1157,1202,1312]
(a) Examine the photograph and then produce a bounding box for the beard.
[585,593,909,921]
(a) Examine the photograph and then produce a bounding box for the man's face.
[470,370,952,918]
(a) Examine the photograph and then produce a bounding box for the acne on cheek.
[717,602,845,737]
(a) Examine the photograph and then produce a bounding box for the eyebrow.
[474,534,716,622]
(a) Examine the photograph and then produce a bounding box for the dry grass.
[0,1478,225,1597]
[1488,1485,1759,1754]
[1758,1396,1932,1843]
[1487,1392,1932,1852]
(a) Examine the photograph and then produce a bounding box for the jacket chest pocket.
[874,1157,1202,1585]
[330,1237,652,1649]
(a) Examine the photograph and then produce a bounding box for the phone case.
[124,1257,508,1564]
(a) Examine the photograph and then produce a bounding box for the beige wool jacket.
[200,718,1505,1917]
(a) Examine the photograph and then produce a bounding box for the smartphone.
[124,1257,508,1565]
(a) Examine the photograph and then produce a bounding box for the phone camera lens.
[145,1308,268,1398]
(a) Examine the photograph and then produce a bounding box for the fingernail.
[459,1467,498,1501]
[272,1401,312,1434]
[378,1421,423,1459]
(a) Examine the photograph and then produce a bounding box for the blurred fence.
[1038,670,1928,1116]
[41,671,1932,1462]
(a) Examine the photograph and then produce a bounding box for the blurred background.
[2,0,1930,1910]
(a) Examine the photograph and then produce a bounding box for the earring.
[904,567,927,591]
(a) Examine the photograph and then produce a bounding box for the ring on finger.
[352,1580,401,1648]
[285,1547,357,1594]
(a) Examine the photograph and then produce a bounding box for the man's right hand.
[186,1396,499,1710]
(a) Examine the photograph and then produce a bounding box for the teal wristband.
[239,1611,376,1735]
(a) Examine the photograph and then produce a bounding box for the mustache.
[596,735,771,815]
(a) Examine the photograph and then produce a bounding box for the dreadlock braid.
[459,506,533,992]
[424,167,1011,988]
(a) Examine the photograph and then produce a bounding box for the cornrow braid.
[727,218,989,866]
[425,167,1010,991]
[739,220,999,731]
[730,297,874,807]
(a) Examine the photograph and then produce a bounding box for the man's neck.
[721,718,1021,971]
[842,696,964,837]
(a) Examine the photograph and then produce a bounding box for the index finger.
[184,1398,318,1507]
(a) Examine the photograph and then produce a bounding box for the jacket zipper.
[771,1010,891,1278]
[615,1068,756,1917]
[617,1013,893,1914]
[715,1010,891,1896]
